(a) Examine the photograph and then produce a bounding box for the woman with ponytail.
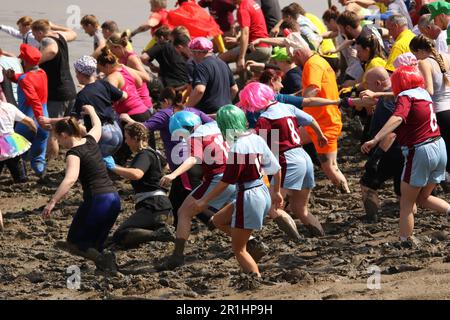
[107,31,153,110]
[97,47,153,164]
[410,35,450,181]
[42,105,121,272]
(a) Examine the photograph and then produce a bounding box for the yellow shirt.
[385,29,416,72]
[305,13,338,59]
[362,56,387,86]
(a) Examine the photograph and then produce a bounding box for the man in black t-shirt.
[141,26,189,89]
[185,37,238,115]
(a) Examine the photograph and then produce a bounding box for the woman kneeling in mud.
[42,105,121,272]
[103,122,174,248]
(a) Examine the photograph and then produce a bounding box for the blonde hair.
[107,31,130,48]
[17,16,33,27]
[97,47,119,66]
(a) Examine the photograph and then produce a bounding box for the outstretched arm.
[42,155,80,218]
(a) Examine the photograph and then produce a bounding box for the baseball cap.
[18,44,41,66]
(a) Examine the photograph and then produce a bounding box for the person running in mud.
[356,67,404,222]
[0,16,40,49]
[157,111,237,270]
[80,15,106,59]
[0,99,37,184]
[5,44,49,182]
[103,123,174,248]
[192,105,283,278]
[362,66,450,248]
[31,19,77,159]
[97,47,152,165]
[71,55,126,157]
[239,82,328,237]
[119,88,213,228]
[42,105,121,272]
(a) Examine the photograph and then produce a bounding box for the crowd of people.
[0,0,450,277]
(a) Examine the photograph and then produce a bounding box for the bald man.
[359,67,404,222]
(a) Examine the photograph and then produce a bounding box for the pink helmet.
[238,82,275,113]
[188,37,213,52]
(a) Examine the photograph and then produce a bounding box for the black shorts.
[360,147,403,195]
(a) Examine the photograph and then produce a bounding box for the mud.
[0,117,449,300]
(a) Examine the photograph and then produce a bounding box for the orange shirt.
[301,54,341,130]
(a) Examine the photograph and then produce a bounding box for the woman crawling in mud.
[103,122,174,248]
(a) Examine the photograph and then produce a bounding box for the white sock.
[400,236,408,242]
[249,236,255,241]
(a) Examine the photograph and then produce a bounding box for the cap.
[271,47,290,62]
[284,32,309,56]
[428,1,450,21]
[18,43,41,66]
[74,55,98,76]
[393,52,418,69]
[188,37,213,52]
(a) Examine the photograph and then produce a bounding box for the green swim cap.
[216,104,248,142]
[271,46,290,62]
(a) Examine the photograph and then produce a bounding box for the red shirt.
[237,0,270,47]
[12,69,48,119]
[189,122,229,181]
[150,9,169,36]
[199,0,235,33]
[393,88,441,148]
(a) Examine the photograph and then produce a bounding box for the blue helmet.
[169,111,202,137]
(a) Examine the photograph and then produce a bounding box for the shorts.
[305,121,342,154]
[47,100,75,118]
[113,195,172,239]
[191,174,236,211]
[401,137,447,187]
[271,147,315,190]
[67,192,121,252]
[231,181,271,231]
[228,45,272,64]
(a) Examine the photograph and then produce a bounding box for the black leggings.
[437,110,450,172]
[168,164,205,226]
[0,156,26,182]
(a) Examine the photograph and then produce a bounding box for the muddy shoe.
[399,236,421,249]
[305,224,325,237]
[156,254,185,271]
[231,273,262,291]
[247,239,269,263]
[274,212,301,241]
[95,250,118,273]
[149,226,176,242]
[37,174,53,186]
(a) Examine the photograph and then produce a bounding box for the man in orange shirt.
[286,32,350,193]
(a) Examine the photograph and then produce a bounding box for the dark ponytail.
[54,117,82,138]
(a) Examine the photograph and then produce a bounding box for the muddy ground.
[0,117,449,300]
